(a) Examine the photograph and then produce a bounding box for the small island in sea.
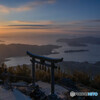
[64,49,89,53]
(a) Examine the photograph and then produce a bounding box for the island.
[57,36,100,47]
[64,49,89,53]
[0,44,61,64]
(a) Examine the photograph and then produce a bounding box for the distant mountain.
[57,36,100,47]
[60,61,100,76]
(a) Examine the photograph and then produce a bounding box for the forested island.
[57,36,100,47]
[64,49,89,53]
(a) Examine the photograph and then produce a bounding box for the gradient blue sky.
[0,0,100,35]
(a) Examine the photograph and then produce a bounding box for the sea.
[0,33,100,67]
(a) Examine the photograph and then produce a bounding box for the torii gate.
[27,51,63,99]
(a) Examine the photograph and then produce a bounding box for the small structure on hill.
[27,51,63,100]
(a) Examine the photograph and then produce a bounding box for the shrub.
[72,71,90,85]
[91,75,100,89]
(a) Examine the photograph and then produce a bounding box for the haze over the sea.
[0,0,100,66]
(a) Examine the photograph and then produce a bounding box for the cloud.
[0,19,100,35]
[11,20,55,25]
[86,19,100,23]
[0,0,56,13]
[0,20,56,29]
[68,19,100,25]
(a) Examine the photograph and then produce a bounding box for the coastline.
[0,43,61,64]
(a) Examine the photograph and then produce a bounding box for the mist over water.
[1,32,100,45]
[0,33,100,67]
[0,33,75,45]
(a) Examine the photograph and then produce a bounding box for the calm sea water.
[0,33,100,67]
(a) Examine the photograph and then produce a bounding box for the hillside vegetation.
[0,63,100,91]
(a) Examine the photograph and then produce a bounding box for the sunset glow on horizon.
[0,0,100,36]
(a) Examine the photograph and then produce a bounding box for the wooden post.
[31,58,35,87]
[51,63,55,95]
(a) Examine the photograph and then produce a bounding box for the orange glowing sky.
[0,0,100,36]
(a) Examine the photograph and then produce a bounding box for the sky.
[0,0,100,36]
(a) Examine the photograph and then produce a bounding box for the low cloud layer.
[0,19,100,36]
[11,20,55,25]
